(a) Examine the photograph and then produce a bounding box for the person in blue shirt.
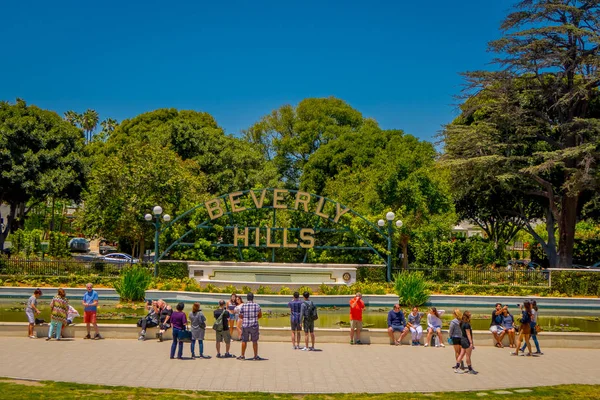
[288,292,303,349]
[82,283,101,340]
[489,303,504,348]
[387,304,408,345]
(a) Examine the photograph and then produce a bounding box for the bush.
[114,266,152,301]
[393,271,430,307]
[278,286,292,295]
[356,266,386,282]
[157,262,189,279]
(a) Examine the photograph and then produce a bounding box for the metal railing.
[0,258,149,277]
[404,267,550,287]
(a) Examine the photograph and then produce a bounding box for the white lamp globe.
[396,220,403,228]
[144,214,152,221]
[153,205,163,215]
[377,219,385,227]
[163,214,171,222]
[386,211,395,221]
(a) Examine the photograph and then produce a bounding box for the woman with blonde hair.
[46,288,69,341]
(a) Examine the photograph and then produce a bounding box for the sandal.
[253,356,266,361]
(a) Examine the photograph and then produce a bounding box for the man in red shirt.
[349,292,365,344]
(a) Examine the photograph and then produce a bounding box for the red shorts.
[84,311,97,324]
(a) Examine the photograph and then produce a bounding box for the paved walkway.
[1,337,600,393]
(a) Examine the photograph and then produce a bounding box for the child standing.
[26,289,42,338]
[46,288,69,341]
[189,302,210,359]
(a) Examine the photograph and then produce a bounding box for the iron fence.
[0,258,152,277]
[404,267,551,287]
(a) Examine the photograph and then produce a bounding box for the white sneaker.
[435,344,440,348]
[424,343,429,347]
[300,347,309,351]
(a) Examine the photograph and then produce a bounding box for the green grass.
[1,379,599,399]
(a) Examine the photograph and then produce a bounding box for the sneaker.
[350,340,354,345]
[138,335,145,341]
[300,347,309,351]
[84,334,91,340]
[158,332,163,342]
[467,369,479,375]
[293,345,297,350]
[225,353,234,358]
[440,344,445,348]
[216,354,222,358]
[355,340,362,345]
[534,351,544,355]
[29,335,36,339]
[435,344,440,348]
[45,337,51,341]
[309,347,314,351]
[93,334,102,340]
[424,343,429,347]
[140,330,146,336]
[453,367,464,374]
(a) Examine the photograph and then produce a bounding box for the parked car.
[69,238,90,253]
[99,245,118,255]
[101,253,139,264]
[586,262,600,270]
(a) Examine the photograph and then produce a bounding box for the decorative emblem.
[343,272,351,282]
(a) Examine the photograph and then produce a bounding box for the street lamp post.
[145,206,171,278]
[378,212,403,282]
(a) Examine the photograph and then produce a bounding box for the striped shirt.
[240,301,261,328]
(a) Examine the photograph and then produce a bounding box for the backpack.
[304,301,318,321]
[212,310,226,332]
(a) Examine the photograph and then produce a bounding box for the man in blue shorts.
[288,292,303,349]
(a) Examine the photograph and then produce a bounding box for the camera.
[516,304,521,307]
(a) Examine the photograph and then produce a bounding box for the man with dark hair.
[490,302,504,347]
[300,291,316,351]
[288,291,303,349]
[214,300,233,358]
[238,293,263,360]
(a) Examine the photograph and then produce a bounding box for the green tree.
[442,1,600,268]
[303,121,454,269]
[106,108,278,194]
[244,97,363,188]
[0,99,87,250]
[79,142,207,257]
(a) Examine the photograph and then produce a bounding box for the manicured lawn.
[1,379,599,399]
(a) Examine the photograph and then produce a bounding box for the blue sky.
[0,1,514,142]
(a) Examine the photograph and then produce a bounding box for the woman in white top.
[234,296,244,340]
[425,307,445,347]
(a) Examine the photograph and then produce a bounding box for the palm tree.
[63,110,82,127]
[98,118,118,141]
[81,109,99,143]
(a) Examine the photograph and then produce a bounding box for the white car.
[102,253,139,264]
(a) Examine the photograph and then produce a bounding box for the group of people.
[136,292,266,361]
[27,286,545,371]
[25,284,102,341]
[489,301,543,356]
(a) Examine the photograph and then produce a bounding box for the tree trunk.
[558,195,578,268]
[0,203,17,251]
[49,197,55,232]
[139,237,146,260]
[401,235,409,269]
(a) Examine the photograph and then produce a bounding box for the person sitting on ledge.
[407,307,425,346]
[498,305,516,348]
[387,304,408,345]
[156,299,172,342]
[425,307,445,347]
[490,302,505,348]
[138,300,159,341]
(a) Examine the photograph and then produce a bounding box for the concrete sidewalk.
[1,337,599,393]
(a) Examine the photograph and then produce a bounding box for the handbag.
[535,324,542,334]
[178,327,193,342]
